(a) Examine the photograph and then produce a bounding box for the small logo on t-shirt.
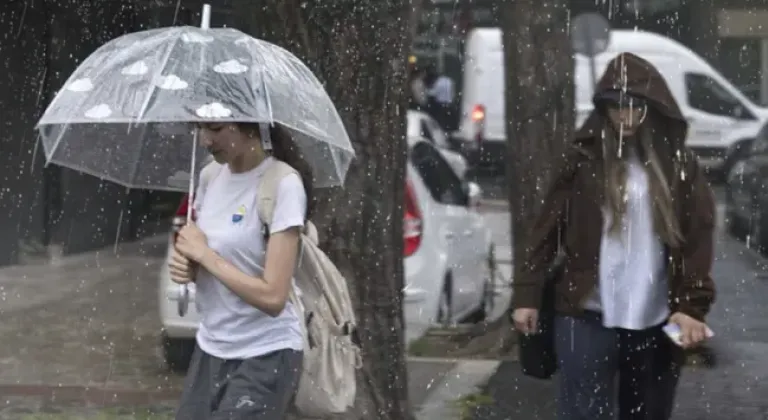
[232,205,246,224]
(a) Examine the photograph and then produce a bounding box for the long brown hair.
[601,109,683,247]
[237,123,314,219]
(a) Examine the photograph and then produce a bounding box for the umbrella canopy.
[37,26,355,190]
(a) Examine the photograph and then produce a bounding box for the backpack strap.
[198,161,223,201]
[256,160,301,230]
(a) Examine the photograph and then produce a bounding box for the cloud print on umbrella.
[122,60,149,76]
[85,104,113,119]
[213,59,248,74]
[196,102,232,118]
[181,32,213,43]
[66,78,94,92]
[158,75,189,90]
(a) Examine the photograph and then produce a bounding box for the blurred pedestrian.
[424,64,455,131]
[512,52,716,420]
[426,65,454,106]
[409,65,428,110]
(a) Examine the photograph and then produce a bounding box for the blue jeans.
[554,312,682,420]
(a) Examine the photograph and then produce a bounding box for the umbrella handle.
[178,128,199,317]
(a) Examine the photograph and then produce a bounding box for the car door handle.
[463,229,473,237]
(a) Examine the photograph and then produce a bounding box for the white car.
[408,110,469,179]
[158,137,496,371]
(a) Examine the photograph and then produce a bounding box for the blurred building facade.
[2,0,768,265]
[420,0,768,105]
[0,0,231,265]
[572,0,768,105]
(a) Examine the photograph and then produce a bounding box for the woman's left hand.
[176,223,210,263]
[669,312,712,349]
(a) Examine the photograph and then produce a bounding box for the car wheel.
[721,139,753,183]
[436,275,453,327]
[725,189,745,239]
[161,332,195,373]
[468,244,498,323]
[483,244,498,317]
[748,203,768,254]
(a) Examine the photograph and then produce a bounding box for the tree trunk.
[409,0,424,40]
[501,0,575,272]
[231,1,414,419]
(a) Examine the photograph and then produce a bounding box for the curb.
[0,234,168,275]
[415,360,501,420]
[478,199,508,212]
[0,384,180,405]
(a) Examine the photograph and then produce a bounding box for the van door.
[683,72,759,164]
[476,49,506,142]
[460,32,505,144]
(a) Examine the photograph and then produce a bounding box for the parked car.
[725,121,768,251]
[158,135,496,371]
[408,110,468,179]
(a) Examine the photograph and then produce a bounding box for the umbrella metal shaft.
[201,4,211,29]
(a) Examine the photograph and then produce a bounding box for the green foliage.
[453,393,495,420]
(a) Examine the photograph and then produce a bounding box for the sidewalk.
[0,358,495,419]
[0,237,495,419]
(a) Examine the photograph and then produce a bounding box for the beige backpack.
[199,160,361,417]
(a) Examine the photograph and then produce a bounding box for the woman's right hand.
[169,247,195,284]
[513,308,539,334]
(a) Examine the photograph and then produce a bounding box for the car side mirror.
[466,181,482,208]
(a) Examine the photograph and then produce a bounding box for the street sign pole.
[582,23,598,89]
[570,12,612,95]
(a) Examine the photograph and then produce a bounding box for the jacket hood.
[576,52,688,144]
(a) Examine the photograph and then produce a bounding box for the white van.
[455,28,768,170]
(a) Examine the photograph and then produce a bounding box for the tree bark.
[230,1,414,419]
[500,0,575,272]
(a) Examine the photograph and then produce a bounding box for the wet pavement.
[0,231,475,419]
[472,203,768,420]
[0,236,180,418]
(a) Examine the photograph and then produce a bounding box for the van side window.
[685,73,749,118]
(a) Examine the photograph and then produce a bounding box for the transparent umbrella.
[36,24,354,191]
[36,6,355,316]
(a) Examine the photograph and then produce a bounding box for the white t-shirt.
[193,157,306,359]
[428,76,454,104]
[582,155,669,330]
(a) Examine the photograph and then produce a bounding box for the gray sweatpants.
[175,345,303,420]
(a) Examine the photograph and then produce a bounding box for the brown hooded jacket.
[511,53,716,321]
